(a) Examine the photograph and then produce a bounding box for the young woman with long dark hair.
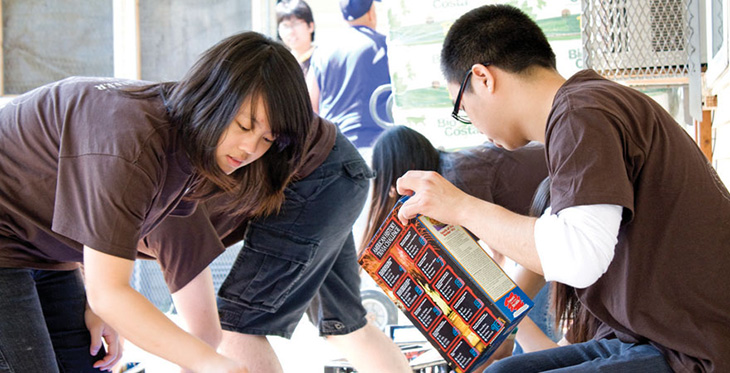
[0,31,311,373]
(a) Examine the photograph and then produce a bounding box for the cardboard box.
[358,196,533,372]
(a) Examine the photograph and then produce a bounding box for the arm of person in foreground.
[396,170,543,274]
[396,171,622,289]
[83,247,246,373]
[171,267,223,373]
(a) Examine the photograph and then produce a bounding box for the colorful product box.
[359,196,533,372]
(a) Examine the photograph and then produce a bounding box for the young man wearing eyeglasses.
[396,4,730,373]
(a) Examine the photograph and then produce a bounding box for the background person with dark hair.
[276,0,316,75]
[363,125,548,253]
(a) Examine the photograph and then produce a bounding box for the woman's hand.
[85,303,122,371]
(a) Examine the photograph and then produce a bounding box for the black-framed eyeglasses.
[451,63,490,124]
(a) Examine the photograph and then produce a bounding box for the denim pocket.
[284,173,339,204]
[343,159,375,180]
[217,223,318,313]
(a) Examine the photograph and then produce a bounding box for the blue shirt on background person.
[307,0,390,149]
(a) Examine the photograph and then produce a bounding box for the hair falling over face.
[124,31,313,219]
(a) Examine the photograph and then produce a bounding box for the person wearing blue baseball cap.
[306,0,390,150]
[340,0,380,21]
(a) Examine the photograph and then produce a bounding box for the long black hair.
[361,126,441,253]
[125,31,312,217]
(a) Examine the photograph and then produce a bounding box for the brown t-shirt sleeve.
[141,203,226,293]
[490,145,548,216]
[52,154,157,260]
[546,108,634,219]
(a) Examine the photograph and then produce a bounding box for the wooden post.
[694,109,713,162]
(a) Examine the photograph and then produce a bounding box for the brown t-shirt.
[440,142,548,216]
[139,116,337,292]
[0,77,195,270]
[546,70,730,372]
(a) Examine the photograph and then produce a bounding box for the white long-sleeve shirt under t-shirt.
[533,204,623,288]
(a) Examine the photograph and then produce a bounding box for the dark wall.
[139,0,252,82]
[1,0,253,94]
[2,0,113,94]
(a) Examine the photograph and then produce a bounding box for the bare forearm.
[90,285,222,371]
[458,196,543,275]
[515,316,559,353]
[171,268,222,349]
[512,266,546,298]
[394,171,543,274]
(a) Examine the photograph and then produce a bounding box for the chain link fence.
[582,0,691,82]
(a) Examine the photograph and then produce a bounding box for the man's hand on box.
[395,170,473,226]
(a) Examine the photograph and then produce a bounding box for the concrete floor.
[118,313,343,372]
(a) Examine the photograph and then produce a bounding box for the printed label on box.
[416,247,445,280]
[434,267,462,302]
[472,308,503,345]
[377,256,405,288]
[395,275,424,310]
[453,288,483,323]
[371,220,402,259]
[412,296,441,330]
[431,317,459,350]
[449,338,479,370]
[399,226,427,259]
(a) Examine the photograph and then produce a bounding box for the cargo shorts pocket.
[284,172,339,205]
[217,223,318,313]
[343,159,374,181]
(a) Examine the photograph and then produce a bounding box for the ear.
[471,63,494,93]
[388,186,397,198]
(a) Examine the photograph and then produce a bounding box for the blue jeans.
[486,339,672,373]
[217,130,373,338]
[513,282,561,355]
[0,267,106,372]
